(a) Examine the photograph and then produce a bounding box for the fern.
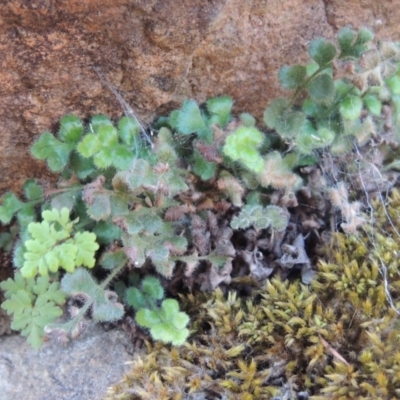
[0,273,66,348]
[21,207,99,278]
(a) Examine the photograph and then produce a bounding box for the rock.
[0,0,399,193]
[0,325,137,400]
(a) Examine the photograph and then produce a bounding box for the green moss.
[106,189,400,399]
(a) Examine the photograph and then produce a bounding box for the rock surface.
[1,0,400,194]
[0,325,136,400]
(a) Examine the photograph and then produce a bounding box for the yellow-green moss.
[106,189,400,400]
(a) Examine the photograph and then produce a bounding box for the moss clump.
[106,190,400,400]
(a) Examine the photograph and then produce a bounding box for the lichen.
[105,189,400,399]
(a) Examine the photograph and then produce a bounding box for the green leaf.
[0,192,24,224]
[93,146,113,170]
[58,115,83,143]
[1,273,66,348]
[206,95,233,127]
[85,192,111,221]
[307,73,335,105]
[364,94,382,116]
[73,231,99,268]
[93,221,122,244]
[278,65,307,89]
[125,287,147,310]
[0,231,15,253]
[91,115,114,131]
[276,110,306,137]
[112,145,135,171]
[340,96,363,120]
[223,126,264,173]
[263,98,289,129]
[168,110,180,130]
[136,308,161,328]
[306,62,319,76]
[231,204,288,232]
[338,27,373,59]
[13,242,26,269]
[77,133,101,158]
[61,268,124,322]
[50,190,77,212]
[135,298,190,346]
[151,323,175,343]
[337,27,356,58]
[118,116,140,146]
[69,152,96,179]
[20,208,98,278]
[302,99,326,118]
[160,298,179,321]
[296,120,335,153]
[192,150,216,181]
[77,122,119,169]
[34,277,66,305]
[173,311,190,330]
[93,290,125,322]
[141,276,164,301]
[110,193,130,216]
[17,205,36,228]
[159,168,188,196]
[99,249,127,270]
[308,38,337,66]
[387,75,400,94]
[31,132,73,172]
[147,247,174,277]
[356,27,374,46]
[176,99,211,141]
[239,113,256,127]
[263,98,305,138]
[23,180,43,201]
[124,159,157,190]
[43,207,72,229]
[153,127,178,163]
[264,205,289,232]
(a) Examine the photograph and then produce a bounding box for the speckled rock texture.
[0,324,137,400]
[0,0,399,194]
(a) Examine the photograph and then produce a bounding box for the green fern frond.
[21,208,99,278]
[0,273,66,348]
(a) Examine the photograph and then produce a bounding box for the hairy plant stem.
[289,65,326,107]
[56,259,127,334]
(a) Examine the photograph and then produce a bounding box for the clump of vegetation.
[105,190,400,399]
[0,25,400,379]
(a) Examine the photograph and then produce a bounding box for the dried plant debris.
[106,190,400,399]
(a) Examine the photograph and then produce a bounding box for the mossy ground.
[105,189,400,400]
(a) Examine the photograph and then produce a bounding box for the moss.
[106,189,400,400]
